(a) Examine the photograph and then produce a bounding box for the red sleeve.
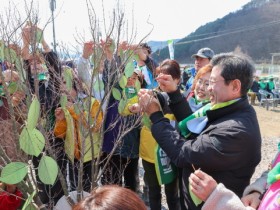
[0,190,23,210]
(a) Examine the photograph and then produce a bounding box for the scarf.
[179,99,238,138]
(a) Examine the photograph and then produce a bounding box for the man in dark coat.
[138,53,262,210]
[248,76,261,104]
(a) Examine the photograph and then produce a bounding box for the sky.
[1,0,251,49]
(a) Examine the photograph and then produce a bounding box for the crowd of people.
[0,22,279,210]
[247,75,279,105]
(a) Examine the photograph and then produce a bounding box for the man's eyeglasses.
[208,79,226,86]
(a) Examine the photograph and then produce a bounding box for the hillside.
[152,0,280,64]
[148,39,179,54]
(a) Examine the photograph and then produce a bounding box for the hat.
[191,48,214,59]
[134,69,142,76]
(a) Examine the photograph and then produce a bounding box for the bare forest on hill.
[152,0,280,64]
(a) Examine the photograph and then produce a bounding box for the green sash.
[179,99,237,138]
[154,144,177,185]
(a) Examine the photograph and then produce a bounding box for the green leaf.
[109,40,116,53]
[24,204,37,210]
[4,47,18,64]
[73,103,80,115]
[38,156,58,185]
[119,75,127,89]
[133,54,140,63]
[0,40,4,61]
[142,114,152,129]
[93,78,105,92]
[125,50,135,62]
[60,94,67,109]
[92,46,103,62]
[135,79,141,91]
[112,87,122,100]
[0,162,28,184]
[15,58,24,78]
[124,62,135,78]
[22,191,36,210]
[63,67,73,91]
[7,82,18,94]
[119,49,124,60]
[189,184,203,206]
[36,30,43,43]
[64,109,75,163]
[19,127,45,157]
[27,96,40,130]
[118,98,127,114]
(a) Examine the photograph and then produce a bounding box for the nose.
[197,83,205,90]
[207,84,213,92]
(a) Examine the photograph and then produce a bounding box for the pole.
[271,54,274,75]
[50,0,57,53]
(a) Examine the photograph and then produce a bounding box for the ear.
[174,78,180,85]
[231,79,242,96]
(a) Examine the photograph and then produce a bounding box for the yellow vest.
[139,113,176,163]
[54,98,103,163]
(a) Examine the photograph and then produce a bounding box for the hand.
[12,91,25,107]
[189,169,217,201]
[82,41,94,59]
[100,38,114,60]
[3,70,20,82]
[0,182,4,190]
[133,46,148,61]
[119,41,129,51]
[128,103,141,113]
[156,73,178,93]
[138,89,160,115]
[241,192,261,209]
[22,23,41,45]
[5,184,17,194]
[55,107,65,121]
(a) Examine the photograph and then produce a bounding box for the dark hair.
[132,71,147,88]
[63,60,76,69]
[72,185,147,210]
[210,53,255,96]
[157,59,181,80]
[140,43,152,54]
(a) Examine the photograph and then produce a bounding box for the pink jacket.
[202,172,267,210]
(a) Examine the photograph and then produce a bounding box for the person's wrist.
[146,109,158,116]
[167,85,178,93]
[251,191,262,200]
[42,40,50,52]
